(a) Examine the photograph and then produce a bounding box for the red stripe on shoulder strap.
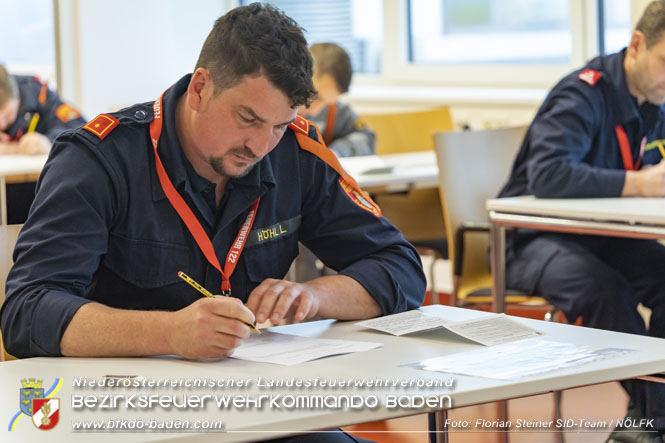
[293,125,381,217]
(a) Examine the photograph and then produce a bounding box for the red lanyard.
[150,93,260,295]
[615,125,644,171]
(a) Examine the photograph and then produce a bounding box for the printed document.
[356,310,543,346]
[231,331,383,365]
[407,338,634,379]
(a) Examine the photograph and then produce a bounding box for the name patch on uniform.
[245,215,301,248]
[339,178,381,217]
[578,69,602,86]
[289,115,309,135]
[83,114,119,140]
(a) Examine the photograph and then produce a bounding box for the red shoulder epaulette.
[578,69,602,86]
[83,114,119,140]
[291,119,381,217]
[288,115,309,135]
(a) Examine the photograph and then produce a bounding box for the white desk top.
[3,305,665,442]
[339,151,438,189]
[0,154,49,177]
[487,195,665,226]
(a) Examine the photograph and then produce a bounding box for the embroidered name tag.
[245,215,301,247]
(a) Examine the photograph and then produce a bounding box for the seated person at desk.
[0,65,86,223]
[1,5,424,441]
[300,42,375,157]
[498,1,665,441]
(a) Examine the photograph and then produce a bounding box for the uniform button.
[134,110,147,120]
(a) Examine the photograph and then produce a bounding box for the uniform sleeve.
[38,87,87,142]
[0,135,118,357]
[525,84,626,198]
[328,104,376,157]
[298,154,425,314]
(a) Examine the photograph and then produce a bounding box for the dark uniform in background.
[498,50,665,433]
[4,75,86,224]
[1,74,425,357]
[308,101,375,158]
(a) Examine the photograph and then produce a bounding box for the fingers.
[169,297,256,359]
[246,279,319,324]
[17,133,51,155]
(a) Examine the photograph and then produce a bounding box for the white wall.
[58,0,226,118]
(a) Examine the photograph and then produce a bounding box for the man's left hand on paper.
[246,278,321,325]
[17,132,51,154]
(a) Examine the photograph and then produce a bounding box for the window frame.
[353,0,603,89]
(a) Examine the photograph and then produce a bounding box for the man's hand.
[17,132,51,155]
[167,297,256,359]
[246,279,321,325]
[623,160,665,197]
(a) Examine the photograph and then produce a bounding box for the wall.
[57,0,226,117]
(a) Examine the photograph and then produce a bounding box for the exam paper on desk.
[356,310,543,346]
[407,338,634,380]
[230,331,383,365]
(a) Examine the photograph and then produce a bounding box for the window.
[600,0,630,54]
[408,0,571,64]
[0,0,55,79]
[239,0,383,74]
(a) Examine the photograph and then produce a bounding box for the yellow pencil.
[178,271,260,334]
[658,141,665,160]
[27,113,40,133]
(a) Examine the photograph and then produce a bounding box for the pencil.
[27,113,40,133]
[177,271,260,334]
[658,141,665,160]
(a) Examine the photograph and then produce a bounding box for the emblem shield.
[20,387,44,416]
[31,398,59,430]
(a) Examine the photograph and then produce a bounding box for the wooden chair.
[359,107,454,303]
[1,224,22,361]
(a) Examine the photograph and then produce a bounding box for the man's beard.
[209,147,260,179]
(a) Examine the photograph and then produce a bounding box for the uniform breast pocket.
[243,235,299,285]
[105,233,192,288]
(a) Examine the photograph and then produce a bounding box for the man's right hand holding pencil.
[167,296,257,359]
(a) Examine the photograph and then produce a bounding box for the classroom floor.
[343,381,628,443]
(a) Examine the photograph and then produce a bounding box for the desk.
[486,196,665,313]
[0,155,49,225]
[339,151,438,191]
[3,305,665,442]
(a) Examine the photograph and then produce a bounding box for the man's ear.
[627,30,646,58]
[187,68,212,111]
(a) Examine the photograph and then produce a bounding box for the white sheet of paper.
[356,310,543,346]
[407,338,634,380]
[355,310,452,336]
[230,331,383,365]
[445,314,544,346]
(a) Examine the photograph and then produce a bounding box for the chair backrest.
[1,224,22,361]
[360,107,454,155]
[433,126,527,301]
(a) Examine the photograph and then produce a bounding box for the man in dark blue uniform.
[498,2,665,441]
[2,5,424,441]
[0,65,86,223]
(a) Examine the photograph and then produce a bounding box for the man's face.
[188,72,298,180]
[0,98,19,132]
[628,32,665,106]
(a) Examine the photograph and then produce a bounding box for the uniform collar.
[151,74,276,203]
[599,49,662,125]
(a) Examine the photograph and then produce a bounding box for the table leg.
[434,409,449,443]
[1,177,7,225]
[490,218,506,313]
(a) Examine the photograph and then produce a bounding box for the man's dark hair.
[636,0,665,47]
[0,65,19,108]
[195,3,316,107]
[310,43,352,94]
